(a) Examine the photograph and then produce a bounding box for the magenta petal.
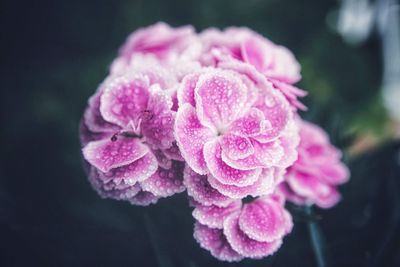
[204,140,261,186]
[195,70,248,130]
[254,88,291,142]
[141,86,175,150]
[151,149,172,169]
[141,161,185,197]
[193,201,242,229]
[229,108,266,137]
[221,134,254,160]
[97,152,158,184]
[194,222,244,262]
[100,74,150,128]
[223,213,282,259]
[175,103,216,174]
[82,138,148,173]
[287,171,340,208]
[238,198,290,242]
[79,119,110,147]
[241,37,267,72]
[88,166,142,200]
[128,190,159,206]
[207,168,275,199]
[83,90,120,133]
[183,165,233,207]
[163,142,184,161]
[177,73,199,107]
[252,140,285,167]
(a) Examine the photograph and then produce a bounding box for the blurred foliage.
[1,0,399,266]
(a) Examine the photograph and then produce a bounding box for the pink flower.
[193,194,293,261]
[111,22,199,74]
[175,68,299,202]
[279,120,350,208]
[198,27,306,110]
[80,66,185,205]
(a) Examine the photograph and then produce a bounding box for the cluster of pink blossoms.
[80,22,349,262]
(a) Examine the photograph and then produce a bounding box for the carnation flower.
[193,194,293,262]
[198,27,307,110]
[175,67,299,201]
[279,120,350,208]
[79,22,350,263]
[80,64,185,205]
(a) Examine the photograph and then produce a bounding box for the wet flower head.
[79,22,349,262]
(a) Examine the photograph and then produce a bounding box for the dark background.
[1,0,399,266]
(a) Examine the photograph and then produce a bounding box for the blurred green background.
[1,0,399,266]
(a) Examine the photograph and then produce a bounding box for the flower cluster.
[79,22,349,262]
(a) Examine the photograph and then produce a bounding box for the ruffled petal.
[82,138,148,173]
[193,201,242,229]
[223,213,282,259]
[141,161,185,197]
[175,103,216,174]
[183,165,233,207]
[141,85,175,150]
[97,152,158,184]
[238,198,290,242]
[204,140,261,186]
[228,108,266,137]
[221,134,254,160]
[100,74,150,128]
[195,70,249,130]
[128,190,159,206]
[194,222,244,262]
[207,168,275,199]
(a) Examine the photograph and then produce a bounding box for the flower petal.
[194,222,244,262]
[238,198,290,242]
[175,103,216,174]
[195,70,248,130]
[204,140,261,186]
[100,74,150,128]
[207,168,275,199]
[193,201,242,229]
[82,138,149,173]
[223,213,282,259]
[228,108,266,137]
[221,134,254,160]
[128,190,159,206]
[141,85,175,150]
[183,165,233,207]
[141,161,185,197]
[97,152,158,184]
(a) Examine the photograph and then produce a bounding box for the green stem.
[306,205,328,267]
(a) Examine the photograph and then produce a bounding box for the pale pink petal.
[223,213,283,259]
[221,134,254,160]
[82,138,148,173]
[207,168,275,199]
[319,163,350,185]
[100,74,150,128]
[194,222,244,262]
[183,165,233,207]
[195,70,249,130]
[175,104,216,174]
[204,140,261,186]
[238,198,290,242]
[140,161,185,197]
[193,201,242,229]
